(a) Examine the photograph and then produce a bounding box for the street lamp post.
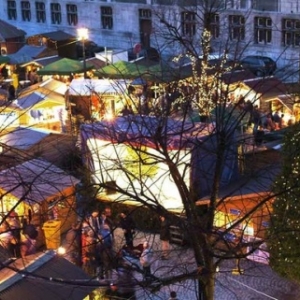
[77,28,89,79]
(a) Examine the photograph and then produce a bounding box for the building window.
[204,13,220,39]
[139,9,151,19]
[51,3,61,25]
[181,11,196,37]
[229,15,245,41]
[67,4,78,26]
[101,6,113,29]
[21,1,31,21]
[7,0,17,20]
[282,19,300,47]
[36,2,46,23]
[254,17,272,44]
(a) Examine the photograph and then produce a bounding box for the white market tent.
[68,78,129,96]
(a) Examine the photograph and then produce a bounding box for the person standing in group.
[87,210,101,235]
[169,291,179,300]
[159,215,171,260]
[98,223,114,281]
[20,225,38,258]
[100,207,114,231]
[7,211,21,257]
[82,229,97,276]
[63,222,81,265]
[140,240,153,280]
[119,210,135,248]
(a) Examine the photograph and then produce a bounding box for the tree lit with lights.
[269,124,300,282]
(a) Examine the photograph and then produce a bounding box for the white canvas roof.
[0,159,79,203]
[68,78,128,96]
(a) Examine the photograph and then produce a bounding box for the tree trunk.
[200,270,215,300]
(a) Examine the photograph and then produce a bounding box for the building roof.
[20,55,62,68]
[0,127,49,150]
[0,158,79,203]
[17,90,64,109]
[20,78,68,96]
[0,251,95,300]
[243,77,287,97]
[68,78,129,96]
[40,30,76,41]
[0,20,26,40]
[8,45,57,64]
[85,57,106,70]
[221,69,256,85]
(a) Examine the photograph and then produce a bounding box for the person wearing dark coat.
[119,211,135,248]
[159,215,171,260]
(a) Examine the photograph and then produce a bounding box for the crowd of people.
[62,207,178,299]
[0,211,38,258]
[0,205,178,299]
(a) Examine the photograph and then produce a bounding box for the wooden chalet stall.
[80,117,239,211]
[0,159,79,245]
[68,78,130,121]
[16,79,68,132]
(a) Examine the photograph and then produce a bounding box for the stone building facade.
[1,0,300,77]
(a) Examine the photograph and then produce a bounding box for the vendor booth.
[0,159,79,245]
[67,78,130,121]
[17,90,67,132]
[80,117,238,210]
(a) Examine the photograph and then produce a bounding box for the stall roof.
[0,127,50,150]
[40,30,76,41]
[20,78,68,96]
[264,94,294,111]
[17,90,64,109]
[0,158,79,203]
[0,250,95,300]
[20,55,62,68]
[0,20,26,40]
[8,45,57,64]
[68,78,129,96]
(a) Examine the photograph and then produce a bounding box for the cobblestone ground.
[113,228,300,300]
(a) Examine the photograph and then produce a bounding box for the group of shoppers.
[0,211,38,258]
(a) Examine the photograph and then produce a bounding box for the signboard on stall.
[0,111,19,128]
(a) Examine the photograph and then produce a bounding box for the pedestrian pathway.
[60,226,300,299]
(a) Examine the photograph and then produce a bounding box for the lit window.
[254,17,272,44]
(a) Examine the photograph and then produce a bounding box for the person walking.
[119,211,135,248]
[159,215,171,260]
[107,257,137,300]
[140,240,153,280]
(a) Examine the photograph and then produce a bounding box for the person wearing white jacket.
[139,241,153,280]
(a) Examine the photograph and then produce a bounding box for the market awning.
[37,57,93,76]
[95,60,149,79]
[68,78,128,96]
[0,56,10,64]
